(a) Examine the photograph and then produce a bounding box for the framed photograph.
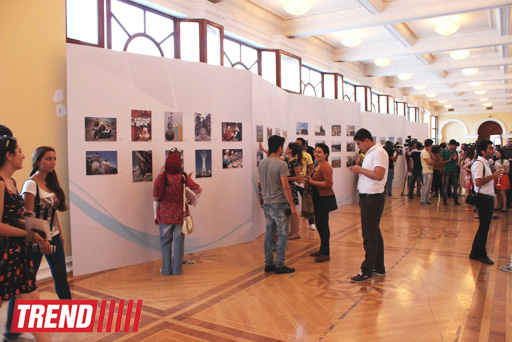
[131,110,152,142]
[346,125,355,137]
[379,137,386,145]
[389,137,395,143]
[196,149,212,178]
[347,142,356,152]
[85,117,116,141]
[275,128,281,137]
[397,137,403,145]
[332,141,341,152]
[86,151,118,175]
[132,150,153,182]
[222,149,243,169]
[267,127,273,139]
[331,156,341,168]
[165,150,184,173]
[256,125,264,142]
[256,150,264,166]
[195,113,211,141]
[331,125,341,136]
[346,155,355,167]
[222,122,242,142]
[315,123,326,136]
[296,122,308,135]
[283,130,288,141]
[164,112,183,142]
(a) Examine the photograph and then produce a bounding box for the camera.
[384,141,403,156]
[404,136,418,148]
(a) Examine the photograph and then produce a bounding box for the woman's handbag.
[182,175,194,235]
[301,180,315,219]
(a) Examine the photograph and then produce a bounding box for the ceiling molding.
[283,0,512,38]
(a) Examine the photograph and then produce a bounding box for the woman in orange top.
[307,143,337,262]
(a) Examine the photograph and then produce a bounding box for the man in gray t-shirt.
[258,135,297,274]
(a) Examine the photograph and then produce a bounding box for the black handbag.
[465,160,484,206]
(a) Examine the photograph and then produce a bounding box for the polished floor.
[1,192,511,342]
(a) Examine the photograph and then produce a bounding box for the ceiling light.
[469,81,483,87]
[434,16,460,36]
[438,100,447,104]
[374,58,392,67]
[414,85,426,90]
[426,93,437,98]
[397,73,412,81]
[479,98,488,101]
[450,50,470,60]
[283,0,311,15]
[483,103,492,107]
[444,104,453,109]
[340,30,363,48]
[462,68,478,76]
[474,90,487,95]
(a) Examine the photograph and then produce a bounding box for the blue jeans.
[385,168,394,196]
[159,223,184,275]
[263,202,290,268]
[5,234,71,338]
[443,171,459,203]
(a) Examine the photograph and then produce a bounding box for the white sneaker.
[309,224,316,231]
[500,264,512,273]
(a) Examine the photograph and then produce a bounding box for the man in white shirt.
[420,139,435,206]
[470,140,501,265]
[349,129,389,282]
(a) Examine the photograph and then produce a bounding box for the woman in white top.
[21,146,71,298]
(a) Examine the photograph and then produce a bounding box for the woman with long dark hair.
[307,143,336,262]
[20,146,71,299]
[153,149,202,275]
[0,136,51,342]
[286,142,303,240]
[493,148,510,212]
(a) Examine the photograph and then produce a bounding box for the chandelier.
[482,103,492,107]
[340,30,363,48]
[450,50,470,60]
[434,16,460,36]
[469,81,483,87]
[374,58,392,67]
[426,93,437,98]
[462,68,478,76]
[283,0,311,15]
[397,73,412,81]
[444,104,453,109]
[479,98,488,101]
[414,85,426,90]
[474,90,487,95]
[438,100,447,104]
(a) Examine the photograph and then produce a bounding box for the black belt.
[476,193,494,199]
[359,193,385,198]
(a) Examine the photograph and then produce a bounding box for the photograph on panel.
[275,128,281,137]
[397,137,403,145]
[316,140,325,146]
[222,149,243,169]
[86,151,118,175]
[380,137,386,145]
[331,124,341,136]
[389,137,395,143]
[132,150,153,182]
[165,112,183,142]
[165,150,184,173]
[296,122,308,135]
[283,130,288,141]
[331,156,341,168]
[346,155,356,167]
[131,110,152,142]
[256,150,264,167]
[346,125,355,137]
[195,113,211,142]
[256,125,264,142]
[222,122,242,142]
[267,127,273,139]
[196,149,212,178]
[332,141,341,153]
[347,141,356,152]
[85,117,116,141]
[315,123,326,136]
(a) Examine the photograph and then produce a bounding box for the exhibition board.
[67,44,428,275]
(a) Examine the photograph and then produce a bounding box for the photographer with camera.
[441,139,461,206]
[408,141,423,199]
[383,141,399,198]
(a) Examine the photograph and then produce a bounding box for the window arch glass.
[224,38,258,74]
[301,66,322,97]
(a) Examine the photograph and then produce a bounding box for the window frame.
[66,0,105,48]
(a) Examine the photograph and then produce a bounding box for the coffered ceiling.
[245,0,512,115]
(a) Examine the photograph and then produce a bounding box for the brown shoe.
[309,251,322,257]
[314,255,330,262]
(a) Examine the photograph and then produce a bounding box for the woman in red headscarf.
[153,149,202,275]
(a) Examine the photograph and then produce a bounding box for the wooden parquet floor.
[2,193,512,342]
